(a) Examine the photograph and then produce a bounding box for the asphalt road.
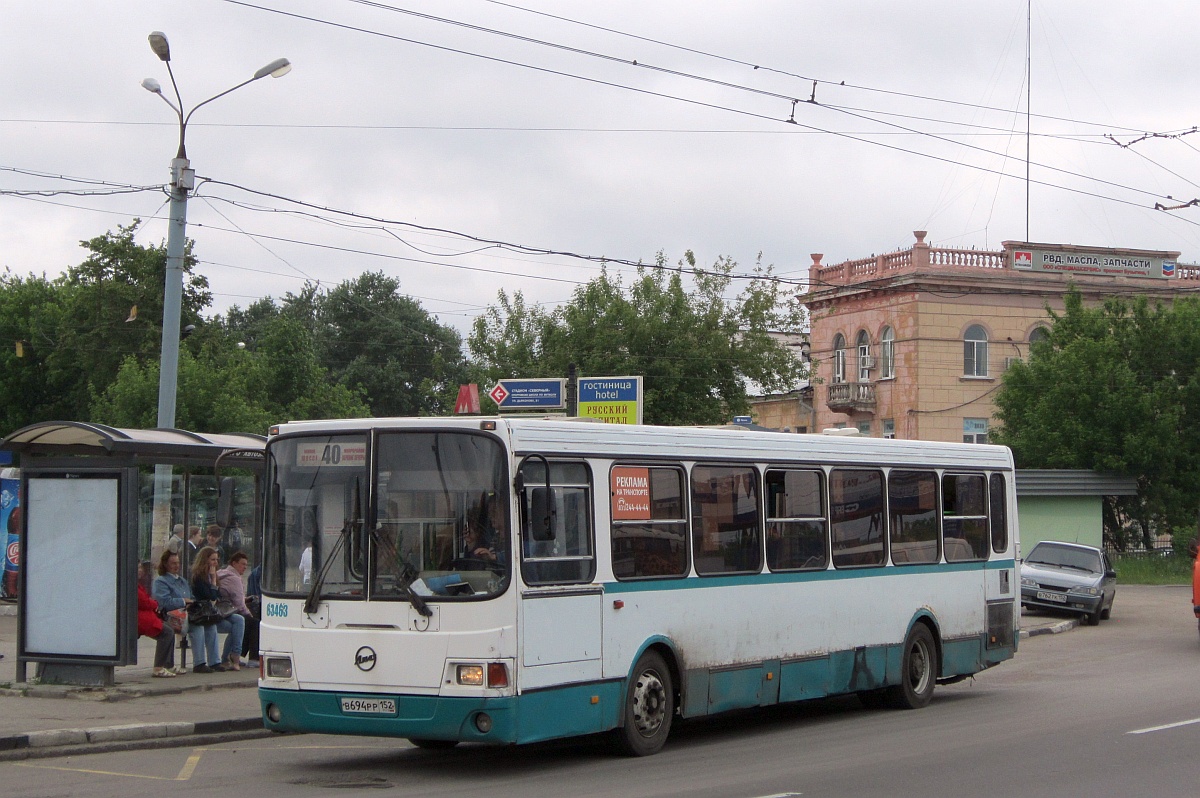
[2,585,1197,798]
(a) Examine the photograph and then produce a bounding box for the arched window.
[832,333,846,384]
[964,325,988,377]
[856,330,871,382]
[1029,326,1049,346]
[880,326,895,379]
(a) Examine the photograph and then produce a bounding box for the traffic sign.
[488,378,565,409]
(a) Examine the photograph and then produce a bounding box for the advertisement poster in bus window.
[611,467,651,520]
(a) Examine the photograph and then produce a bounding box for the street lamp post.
[142,31,290,432]
[142,32,289,548]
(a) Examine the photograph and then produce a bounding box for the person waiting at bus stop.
[217,550,259,667]
[191,546,244,672]
[137,560,177,677]
[151,549,199,674]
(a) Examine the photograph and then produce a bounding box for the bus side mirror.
[528,487,556,542]
[216,477,235,529]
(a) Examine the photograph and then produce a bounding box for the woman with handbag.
[137,560,177,677]
[192,546,244,672]
[151,549,208,674]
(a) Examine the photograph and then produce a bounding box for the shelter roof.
[0,421,265,468]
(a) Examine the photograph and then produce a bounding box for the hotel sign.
[1011,246,1174,279]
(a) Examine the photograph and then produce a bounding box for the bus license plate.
[340,697,397,715]
[1035,590,1067,604]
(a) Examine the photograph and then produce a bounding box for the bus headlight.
[456,664,484,686]
[454,662,509,687]
[266,657,293,679]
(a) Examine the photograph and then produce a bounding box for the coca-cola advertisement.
[1,469,19,599]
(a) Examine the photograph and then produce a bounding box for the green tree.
[0,222,210,434]
[993,288,1200,548]
[314,272,471,417]
[0,271,66,433]
[469,253,808,425]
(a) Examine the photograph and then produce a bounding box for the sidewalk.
[0,605,271,760]
[0,597,1082,761]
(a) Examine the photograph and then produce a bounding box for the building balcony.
[827,381,875,413]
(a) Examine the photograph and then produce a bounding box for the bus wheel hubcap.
[631,670,666,736]
[909,640,931,693]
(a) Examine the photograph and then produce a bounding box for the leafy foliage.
[994,288,1200,548]
[469,253,809,425]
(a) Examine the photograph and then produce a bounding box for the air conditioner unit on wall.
[860,356,876,369]
[1004,356,1021,370]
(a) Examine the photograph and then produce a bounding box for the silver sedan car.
[1020,541,1117,626]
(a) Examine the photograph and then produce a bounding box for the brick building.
[800,231,1196,442]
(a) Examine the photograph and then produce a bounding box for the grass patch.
[1112,553,1194,585]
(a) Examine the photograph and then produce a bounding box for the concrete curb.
[1020,617,1080,638]
[0,717,274,761]
[0,678,258,700]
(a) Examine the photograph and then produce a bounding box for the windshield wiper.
[368,529,432,617]
[304,523,353,615]
[304,477,361,615]
[399,561,433,618]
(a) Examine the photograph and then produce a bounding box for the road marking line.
[747,793,803,798]
[13,747,207,782]
[14,763,173,781]
[175,748,205,781]
[1127,717,1200,735]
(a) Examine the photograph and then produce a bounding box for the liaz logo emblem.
[355,646,377,672]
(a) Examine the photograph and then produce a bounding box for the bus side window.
[765,469,828,572]
[943,474,988,561]
[519,460,595,585]
[989,473,1008,554]
[611,465,689,580]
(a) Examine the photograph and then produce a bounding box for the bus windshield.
[263,430,510,601]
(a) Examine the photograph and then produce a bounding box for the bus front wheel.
[614,650,674,756]
[886,624,936,710]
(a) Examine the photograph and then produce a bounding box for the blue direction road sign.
[489,378,565,409]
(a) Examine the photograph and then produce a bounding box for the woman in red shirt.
[138,560,178,677]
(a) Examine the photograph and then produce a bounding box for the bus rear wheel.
[885,624,936,710]
[614,650,674,756]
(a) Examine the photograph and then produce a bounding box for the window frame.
[888,469,940,566]
[690,463,763,577]
[610,463,690,581]
[964,324,989,377]
[856,330,871,382]
[832,333,847,384]
[829,468,887,569]
[942,472,989,562]
[880,326,895,379]
[764,468,829,573]
[519,459,597,586]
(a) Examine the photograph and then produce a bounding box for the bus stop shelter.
[0,421,265,686]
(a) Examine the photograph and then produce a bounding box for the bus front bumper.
[260,686,518,743]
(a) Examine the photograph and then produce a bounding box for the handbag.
[187,599,223,626]
[162,608,187,634]
[214,599,237,619]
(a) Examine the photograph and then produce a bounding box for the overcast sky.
[4,1,1200,338]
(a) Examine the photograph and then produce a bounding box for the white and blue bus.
[256,417,1018,755]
